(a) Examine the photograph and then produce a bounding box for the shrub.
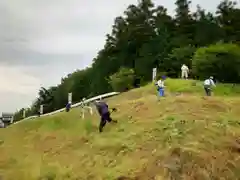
[156,72,168,80]
[108,67,135,92]
[192,43,240,83]
[165,45,196,77]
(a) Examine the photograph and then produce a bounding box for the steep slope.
[0,79,240,180]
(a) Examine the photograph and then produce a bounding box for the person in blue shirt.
[65,102,71,112]
[94,99,117,132]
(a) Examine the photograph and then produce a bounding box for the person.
[0,119,5,128]
[94,99,117,133]
[65,102,71,112]
[80,97,93,119]
[181,64,189,79]
[203,76,216,96]
[155,76,166,100]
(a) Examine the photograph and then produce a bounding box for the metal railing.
[13,92,120,125]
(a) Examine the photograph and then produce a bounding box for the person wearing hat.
[203,76,216,96]
[155,76,166,100]
[94,99,117,133]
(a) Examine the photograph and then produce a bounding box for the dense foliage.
[108,67,135,92]
[192,43,240,82]
[14,0,240,120]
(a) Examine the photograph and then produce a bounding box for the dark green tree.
[216,0,240,43]
[13,0,240,121]
[173,0,195,46]
[193,5,224,46]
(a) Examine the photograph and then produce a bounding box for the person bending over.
[203,76,216,96]
[94,99,117,132]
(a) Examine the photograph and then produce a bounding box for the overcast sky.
[0,0,224,113]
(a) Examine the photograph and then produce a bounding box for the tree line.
[14,0,240,121]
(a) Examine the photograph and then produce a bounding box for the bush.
[156,72,168,80]
[165,45,196,78]
[108,67,135,92]
[192,43,240,83]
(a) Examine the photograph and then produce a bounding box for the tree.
[165,45,196,77]
[13,0,240,122]
[123,0,156,78]
[192,43,240,83]
[151,5,175,75]
[193,5,224,46]
[173,0,195,46]
[216,0,240,43]
[108,67,135,92]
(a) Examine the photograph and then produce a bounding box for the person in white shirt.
[80,97,93,119]
[203,76,216,96]
[181,64,189,79]
[155,76,166,100]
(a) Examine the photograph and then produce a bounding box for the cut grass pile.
[0,79,240,180]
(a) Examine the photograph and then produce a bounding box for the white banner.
[23,109,26,118]
[40,105,43,115]
[152,68,157,81]
[68,92,72,104]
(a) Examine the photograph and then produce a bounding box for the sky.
[0,0,223,113]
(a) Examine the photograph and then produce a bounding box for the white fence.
[13,92,120,125]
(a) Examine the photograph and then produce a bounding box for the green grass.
[0,79,240,180]
[165,79,240,96]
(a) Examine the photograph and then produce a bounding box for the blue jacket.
[95,101,109,115]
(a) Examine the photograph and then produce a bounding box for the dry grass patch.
[0,79,240,179]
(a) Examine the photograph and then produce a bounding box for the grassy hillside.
[0,79,240,180]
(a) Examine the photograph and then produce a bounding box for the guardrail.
[13,92,120,125]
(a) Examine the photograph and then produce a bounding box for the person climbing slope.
[94,99,117,133]
[155,76,166,101]
[203,76,216,96]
